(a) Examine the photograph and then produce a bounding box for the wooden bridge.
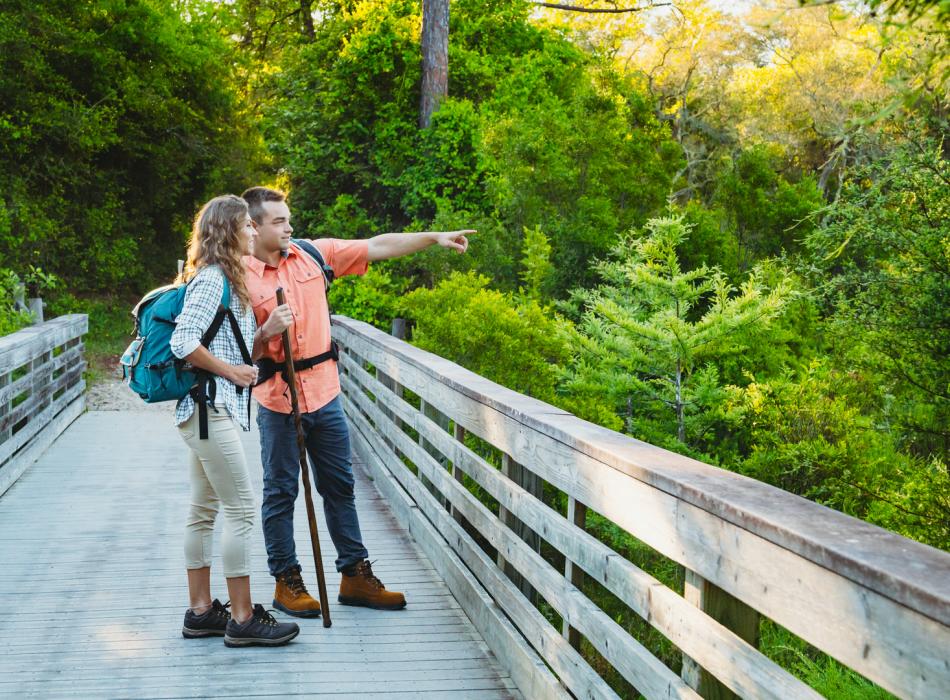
[0,315,948,699]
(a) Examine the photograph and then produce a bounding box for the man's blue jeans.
[258,396,368,576]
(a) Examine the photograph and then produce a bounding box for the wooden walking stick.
[276,287,332,627]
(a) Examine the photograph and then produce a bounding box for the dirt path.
[85,360,174,413]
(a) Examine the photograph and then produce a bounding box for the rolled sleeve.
[312,238,369,277]
[170,268,225,359]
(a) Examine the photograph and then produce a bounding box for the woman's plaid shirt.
[170,265,257,430]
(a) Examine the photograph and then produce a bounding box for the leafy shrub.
[328,265,407,330]
[0,269,32,336]
[400,271,570,401]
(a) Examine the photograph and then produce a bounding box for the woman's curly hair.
[176,194,251,309]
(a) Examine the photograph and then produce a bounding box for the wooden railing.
[333,316,950,700]
[0,315,88,496]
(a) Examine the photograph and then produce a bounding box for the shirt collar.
[244,246,298,278]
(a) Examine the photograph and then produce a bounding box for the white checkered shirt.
[169,265,257,430]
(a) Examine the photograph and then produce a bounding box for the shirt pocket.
[252,289,282,356]
[293,264,326,291]
[252,288,278,312]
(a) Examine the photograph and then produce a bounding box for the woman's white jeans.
[178,409,255,578]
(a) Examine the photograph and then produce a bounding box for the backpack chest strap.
[255,341,340,387]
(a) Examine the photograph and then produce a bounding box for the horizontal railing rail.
[334,315,949,700]
[0,315,88,496]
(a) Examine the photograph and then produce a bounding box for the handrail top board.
[0,315,88,371]
[332,316,950,628]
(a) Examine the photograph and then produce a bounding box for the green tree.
[804,136,950,462]
[0,0,262,291]
[263,0,680,294]
[480,60,682,294]
[520,225,553,301]
[712,145,824,267]
[563,213,791,451]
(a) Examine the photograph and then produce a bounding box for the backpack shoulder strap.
[220,274,231,310]
[199,269,232,347]
[292,238,335,287]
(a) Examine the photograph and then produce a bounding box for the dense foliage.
[0,0,263,292]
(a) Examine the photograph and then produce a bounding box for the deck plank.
[0,410,519,699]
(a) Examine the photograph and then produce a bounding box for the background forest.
[1,1,947,695]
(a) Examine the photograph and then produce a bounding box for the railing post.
[32,349,53,414]
[419,398,451,509]
[27,298,44,324]
[390,318,407,340]
[682,568,760,698]
[374,320,407,447]
[375,366,396,449]
[0,371,10,443]
[498,453,540,602]
[562,496,587,649]
[451,424,466,525]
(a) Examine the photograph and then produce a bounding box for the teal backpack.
[120,273,251,438]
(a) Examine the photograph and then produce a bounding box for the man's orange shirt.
[244,239,369,414]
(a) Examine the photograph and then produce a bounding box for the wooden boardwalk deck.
[0,410,519,699]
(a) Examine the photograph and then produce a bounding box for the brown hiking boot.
[338,560,407,610]
[273,565,322,618]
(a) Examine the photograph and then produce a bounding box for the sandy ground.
[85,362,174,413]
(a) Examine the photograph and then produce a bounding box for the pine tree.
[563,213,791,448]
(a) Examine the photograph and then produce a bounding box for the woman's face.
[240,214,256,256]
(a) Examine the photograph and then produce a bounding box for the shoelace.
[211,600,231,624]
[283,571,309,596]
[358,560,385,590]
[252,604,280,628]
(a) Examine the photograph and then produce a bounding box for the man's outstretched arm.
[366,230,474,262]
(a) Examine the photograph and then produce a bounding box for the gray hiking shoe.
[224,603,300,647]
[182,599,230,638]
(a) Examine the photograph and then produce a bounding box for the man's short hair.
[241,186,286,224]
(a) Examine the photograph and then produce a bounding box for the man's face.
[253,200,293,255]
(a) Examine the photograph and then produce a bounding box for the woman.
[170,194,298,647]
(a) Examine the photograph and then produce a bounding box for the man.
[242,186,472,617]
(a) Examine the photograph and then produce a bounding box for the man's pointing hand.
[434,230,475,254]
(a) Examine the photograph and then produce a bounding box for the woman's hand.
[228,364,259,388]
[262,304,294,340]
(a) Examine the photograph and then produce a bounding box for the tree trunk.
[419,0,449,128]
[676,359,685,444]
[241,0,259,47]
[300,0,315,40]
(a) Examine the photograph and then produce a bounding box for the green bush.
[328,265,407,330]
[725,360,950,550]
[400,271,570,402]
[0,269,32,336]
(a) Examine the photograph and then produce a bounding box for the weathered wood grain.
[0,317,87,498]
[0,315,87,373]
[344,391,614,700]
